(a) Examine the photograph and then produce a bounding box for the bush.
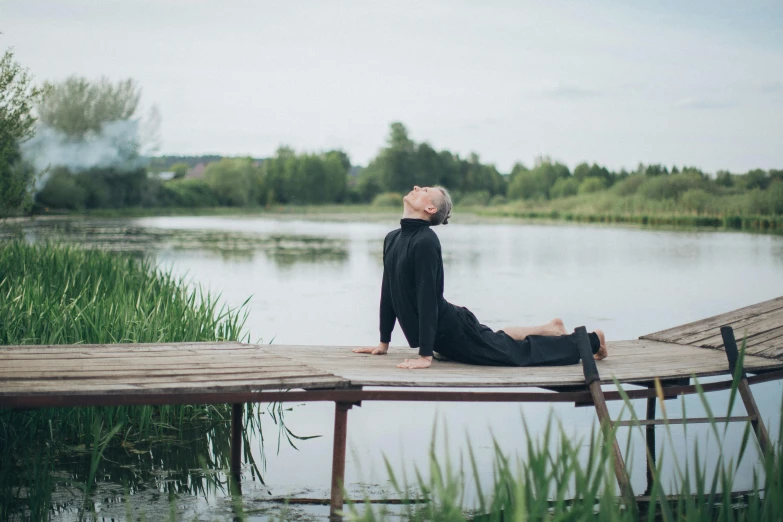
[166,178,219,207]
[680,189,712,214]
[458,190,491,206]
[489,194,507,206]
[372,192,403,207]
[638,172,707,201]
[35,168,87,210]
[507,170,549,200]
[578,177,606,194]
[549,177,580,199]
[204,158,262,206]
[612,174,646,196]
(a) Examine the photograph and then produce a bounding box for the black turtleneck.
[379,218,452,357]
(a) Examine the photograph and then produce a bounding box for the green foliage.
[262,147,349,204]
[35,167,150,209]
[34,168,86,209]
[165,178,219,207]
[0,242,256,519]
[0,48,43,217]
[612,174,646,196]
[680,188,712,214]
[354,165,384,202]
[549,176,580,198]
[364,123,505,201]
[351,363,783,521]
[37,76,141,141]
[489,194,507,206]
[637,171,707,201]
[457,190,491,207]
[372,192,404,207]
[0,241,248,345]
[204,157,261,206]
[579,176,606,194]
[169,161,189,179]
[507,157,570,200]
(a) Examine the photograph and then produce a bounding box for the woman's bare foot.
[548,318,567,336]
[593,328,608,361]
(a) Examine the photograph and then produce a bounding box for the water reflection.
[4,215,783,520]
[6,218,350,269]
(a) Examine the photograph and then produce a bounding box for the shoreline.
[5,204,782,236]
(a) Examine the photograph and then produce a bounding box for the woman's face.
[404,185,438,215]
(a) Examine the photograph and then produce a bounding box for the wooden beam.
[721,326,771,454]
[231,403,243,481]
[576,327,637,513]
[330,401,354,521]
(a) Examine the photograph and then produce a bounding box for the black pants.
[434,305,600,367]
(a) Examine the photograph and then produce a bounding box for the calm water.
[15,215,783,520]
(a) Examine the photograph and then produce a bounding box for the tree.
[377,122,417,193]
[0,48,43,216]
[32,76,158,170]
[38,76,140,140]
[170,162,189,179]
[204,158,261,206]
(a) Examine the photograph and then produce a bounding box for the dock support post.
[576,327,637,511]
[231,403,243,480]
[721,326,771,454]
[330,401,354,521]
[644,396,656,496]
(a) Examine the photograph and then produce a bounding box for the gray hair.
[430,186,453,226]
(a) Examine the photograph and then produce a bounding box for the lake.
[15,214,783,520]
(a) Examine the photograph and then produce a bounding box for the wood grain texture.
[259,339,783,388]
[4,296,783,408]
[641,296,783,360]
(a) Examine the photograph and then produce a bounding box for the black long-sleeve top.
[379,218,455,357]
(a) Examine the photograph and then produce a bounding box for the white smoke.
[22,105,161,192]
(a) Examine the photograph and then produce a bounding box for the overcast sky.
[3,0,782,172]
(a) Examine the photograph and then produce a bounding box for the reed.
[0,241,257,520]
[348,343,783,521]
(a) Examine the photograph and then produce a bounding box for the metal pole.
[575,327,638,512]
[645,396,656,496]
[721,326,771,454]
[330,402,352,520]
[231,403,243,479]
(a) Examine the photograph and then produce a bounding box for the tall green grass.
[349,345,782,521]
[0,241,255,520]
[0,240,248,345]
[349,405,782,521]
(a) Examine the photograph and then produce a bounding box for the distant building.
[150,171,176,181]
[186,163,208,179]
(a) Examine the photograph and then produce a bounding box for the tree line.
[1,59,781,216]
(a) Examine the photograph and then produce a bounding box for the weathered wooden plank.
[0,355,297,371]
[0,341,251,353]
[746,326,783,347]
[641,297,783,343]
[0,360,301,375]
[677,308,783,347]
[0,348,263,361]
[257,340,783,388]
[0,368,335,387]
[0,376,351,398]
[0,365,333,380]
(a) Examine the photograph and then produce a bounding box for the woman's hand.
[396,356,432,369]
[352,342,389,355]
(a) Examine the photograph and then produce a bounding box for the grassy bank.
[467,190,783,233]
[24,198,782,234]
[0,241,257,520]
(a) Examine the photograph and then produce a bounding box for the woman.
[353,185,607,370]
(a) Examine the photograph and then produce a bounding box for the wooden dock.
[2,296,783,518]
